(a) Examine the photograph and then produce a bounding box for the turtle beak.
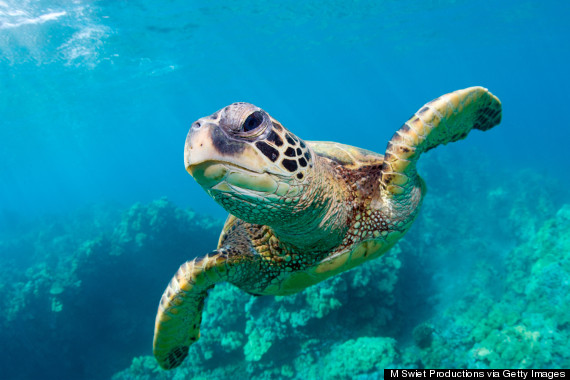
[184,119,209,174]
[184,123,279,194]
[187,161,229,189]
[184,118,271,179]
[184,120,229,188]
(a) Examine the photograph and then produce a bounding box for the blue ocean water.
[1,1,569,379]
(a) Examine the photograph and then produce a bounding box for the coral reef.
[0,198,222,380]
[417,203,570,369]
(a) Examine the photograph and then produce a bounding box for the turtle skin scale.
[153,86,502,369]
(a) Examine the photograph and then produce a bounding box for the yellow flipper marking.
[153,253,228,369]
[381,86,502,200]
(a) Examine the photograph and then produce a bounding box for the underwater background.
[1,0,569,379]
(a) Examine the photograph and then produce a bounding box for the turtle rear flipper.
[153,252,229,369]
[381,86,502,198]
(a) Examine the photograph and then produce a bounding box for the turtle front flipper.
[381,86,502,198]
[153,251,229,369]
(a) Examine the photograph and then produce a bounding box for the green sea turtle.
[153,86,502,369]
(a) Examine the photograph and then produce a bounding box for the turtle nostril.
[192,121,201,129]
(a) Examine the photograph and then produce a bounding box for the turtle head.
[185,103,315,226]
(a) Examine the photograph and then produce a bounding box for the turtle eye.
[242,111,264,132]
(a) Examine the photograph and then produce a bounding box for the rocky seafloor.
[1,150,569,380]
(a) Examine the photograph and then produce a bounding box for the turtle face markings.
[244,117,313,182]
[267,127,313,180]
[255,141,279,162]
[185,103,314,224]
[266,130,283,147]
